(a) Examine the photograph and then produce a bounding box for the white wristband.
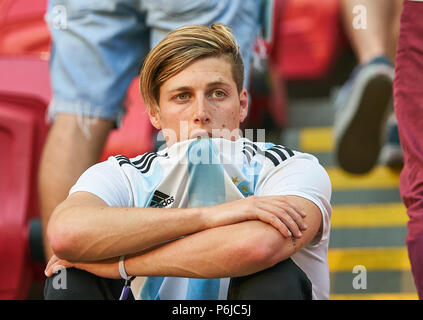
[119,255,130,280]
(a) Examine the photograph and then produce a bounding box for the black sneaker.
[333,56,394,174]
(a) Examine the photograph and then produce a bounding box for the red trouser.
[394,0,423,299]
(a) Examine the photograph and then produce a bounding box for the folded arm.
[48,186,309,262]
[124,195,321,278]
[47,191,209,262]
[46,195,321,279]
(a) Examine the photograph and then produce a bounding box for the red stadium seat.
[0,0,51,57]
[0,0,153,299]
[0,57,51,299]
[0,57,152,300]
[269,0,344,80]
[248,0,343,130]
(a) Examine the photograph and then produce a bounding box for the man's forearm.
[124,220,293,279]
[49,192,311,264]
[48,195,322,279]
[48,193,210,262]
[122,196,321,279]
[67,220,292,280]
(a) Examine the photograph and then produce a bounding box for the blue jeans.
[45,0,262,123]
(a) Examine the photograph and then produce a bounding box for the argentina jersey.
[110,137,298,300]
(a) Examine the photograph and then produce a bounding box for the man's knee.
[227,258,312,300]
[44,268,122,300]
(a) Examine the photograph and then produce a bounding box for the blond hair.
[140,24,244,113]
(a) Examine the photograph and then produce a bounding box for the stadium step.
[330,293,418,300]
[279,98,416,300]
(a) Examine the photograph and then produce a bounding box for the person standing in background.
[393,0,423,299]
[334,0,403,174]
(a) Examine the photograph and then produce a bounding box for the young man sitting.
[44,24,332,300]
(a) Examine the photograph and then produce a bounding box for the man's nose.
[193,95,210,124]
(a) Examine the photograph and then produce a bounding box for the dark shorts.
[44,258,312,300]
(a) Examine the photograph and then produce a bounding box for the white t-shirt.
[69,137,332,300]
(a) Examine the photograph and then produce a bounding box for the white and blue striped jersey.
[69,137,332,299]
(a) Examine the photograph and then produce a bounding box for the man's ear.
[148,107,162,130]
[239,88,249,123]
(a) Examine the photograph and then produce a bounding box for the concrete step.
[330,292,418,300]
[331,188,402,205]
[330,270,416,296]
[331,203,407,228]
[328,247,410,272]
[330,227,407,248]
[280,98,414,299]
